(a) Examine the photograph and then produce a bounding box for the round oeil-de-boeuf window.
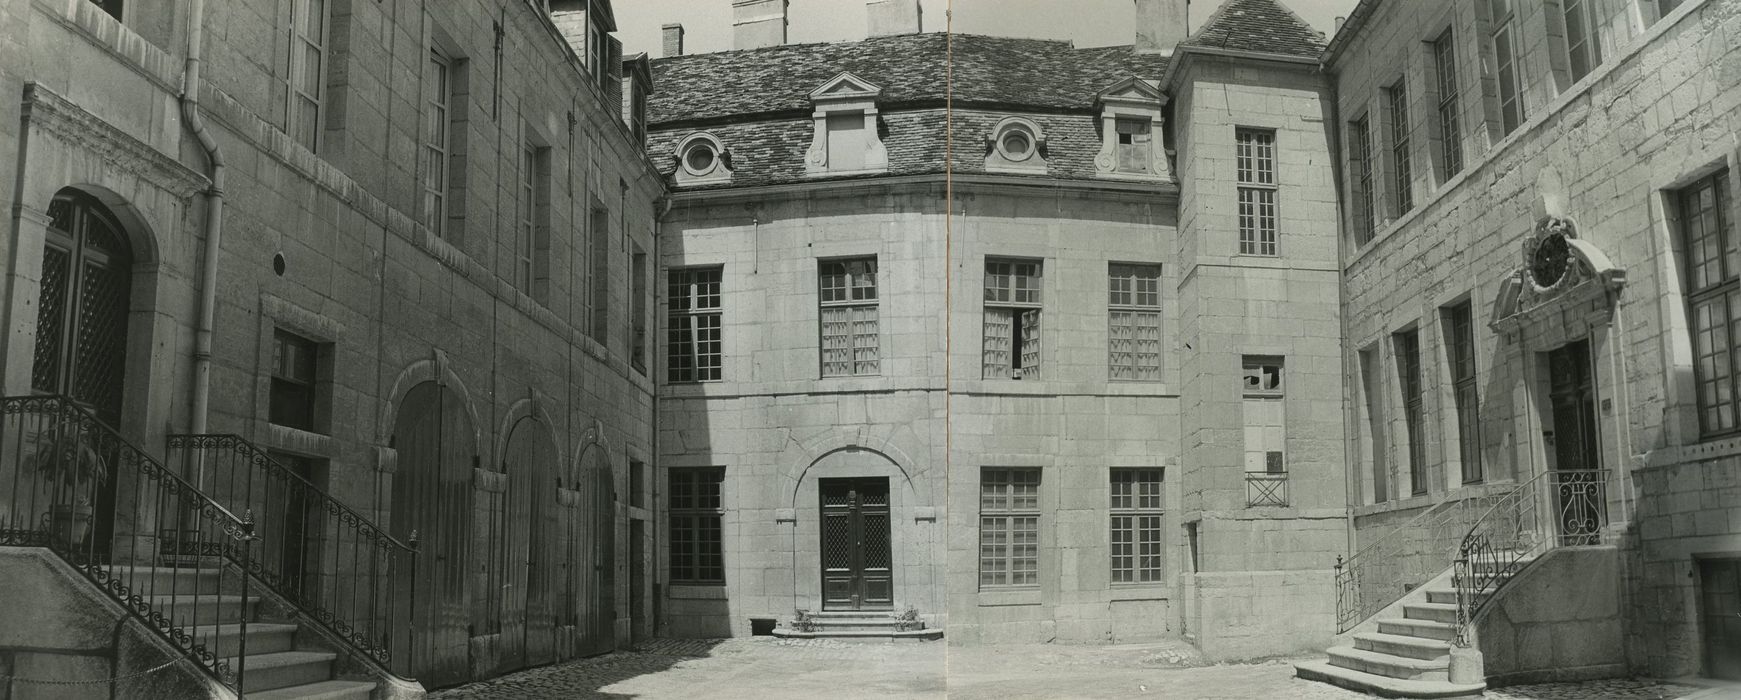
[1531,231,1571,289]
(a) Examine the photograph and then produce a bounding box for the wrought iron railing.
[1452,468,1610,645]
[1245,471,1289,507]
[0,395,256,691]
[165,434,418,675]
[1333,490,1509,632]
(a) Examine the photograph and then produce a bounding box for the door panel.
[1547,341,1605,545]
[389,382,475,688]
[819,478,892,611]
[1704,559,1741,681]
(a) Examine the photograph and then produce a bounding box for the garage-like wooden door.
[389,381,475,687]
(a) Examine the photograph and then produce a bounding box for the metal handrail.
[1332,488,1508,632]
[166,433,418,676]
[0,395,255,692]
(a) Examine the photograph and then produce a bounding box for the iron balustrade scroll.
[165,434,419,675]
[1452,469,1609,646]
[1332,490,1510,632]
[1244,471,1289,507]
[0,395,256,692]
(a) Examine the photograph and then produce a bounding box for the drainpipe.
[183,0,226,435]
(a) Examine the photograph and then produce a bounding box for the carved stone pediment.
[1490,216,1627,334]
[808,72,883,102]
[22,82,209,199]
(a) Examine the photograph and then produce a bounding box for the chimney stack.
[1133,0,1188,54]
[1333,16,1346,34]
[662,23,685,57]
[867,0,922,37]
[733,0,788,50]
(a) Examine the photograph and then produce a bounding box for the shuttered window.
[984,259,1042,379]
[819,258,880,377]
[1109,263,1163,381]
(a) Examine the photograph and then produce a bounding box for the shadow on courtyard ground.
[426,639,731,699]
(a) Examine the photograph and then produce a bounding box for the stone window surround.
[1093,77,1170,182]
[282,0,333,153]
[1436,292,1483,487]
[673,132,732,186]
[804,72,890,177]
[254,294,345,461]
[984,116,1048,175]
[1655,151,1741,447]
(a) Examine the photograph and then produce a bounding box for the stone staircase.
[773,610,943,641]
[1295,558,1533,698]
[127,566,376,699]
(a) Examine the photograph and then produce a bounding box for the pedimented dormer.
[1094,77,1171,182]
[805,71,889,176]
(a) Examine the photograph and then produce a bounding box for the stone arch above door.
[783,426,930,509]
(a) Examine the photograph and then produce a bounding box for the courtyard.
[427,637,1724,699]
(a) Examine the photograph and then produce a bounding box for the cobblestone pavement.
[429,638,1721,699]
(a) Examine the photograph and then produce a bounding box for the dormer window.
[674,133,731,186]
[805,72,889,176]
[1095,77,1170,181]
[986,117,1047,174]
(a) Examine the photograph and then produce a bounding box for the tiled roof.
[648,33,1169,126]
[1178,0,1326,59]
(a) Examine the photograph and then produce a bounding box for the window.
[987,118,1047,174]
[1561,0,1602,82]
[91,0,121,21]
[825,113,868,172]
[979,468,1039,588]
[668,467,724,584]
[270,329,321,432]
[1359,346,1389,503]
[590,208,610,341]
[286,0,328,151]
[1681,169,1739,436]
[668,267,722,383]
[1657,0,1684,17]
[1236,128,1279,256]
[1110,468,1163,584]
[1432,30,1464,179]
[589,19,610,88]
[1394,329,1427,495]
[1242,356,1286,474]
[422,47,458,239]
[1490,0,1525,134]
[1109,263,1163,381]
[674,133,731,186]
[1115,119,1153,175]
[517,141,549,299]
[819,258,880,377]
[1387,84,1413,215]
[1350,116,1375,244]
[1444,301,1482,483]
[805,73,888,176]
[983,259,1042,379]
[632,245,648,374]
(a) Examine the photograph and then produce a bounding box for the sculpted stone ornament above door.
[1491,215,1628,337]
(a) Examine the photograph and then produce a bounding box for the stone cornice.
[22,82,209,199]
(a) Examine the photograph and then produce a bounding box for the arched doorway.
[389,381,475,687]
[501,416,558,669]
[571,443,615,657]
[29,189,134,555]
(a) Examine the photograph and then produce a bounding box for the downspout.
[183,0,226,435]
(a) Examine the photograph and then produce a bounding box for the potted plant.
[28,430,108,545]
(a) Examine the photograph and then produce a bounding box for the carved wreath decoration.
[1524,217,1578,292]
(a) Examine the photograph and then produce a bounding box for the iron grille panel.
[31,246,70,393]
[72,260,130,414]
[863,513,890,569]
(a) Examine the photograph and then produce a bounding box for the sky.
[612,0,1363,59]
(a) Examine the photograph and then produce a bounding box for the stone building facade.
[0,0,659,692]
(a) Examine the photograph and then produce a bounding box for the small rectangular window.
[1350,115,1375,244]
[983,259,1043,379]
[1108,263,1163,381]
[1115,119,1153,174]
[819,257,880,377]
[270,329,321,432]
[1443,301,1482,483]
[668,267,723,383]
[668,467,725,585]
[980,467,1040,588]
[1394,329,1427,495]
[825,113,868,172]
[1109,468,1164,584]
[1236,128,1279,256]
[1387,83,1414,215]
[1432,30,1464,179]
[1681,169,1739,436]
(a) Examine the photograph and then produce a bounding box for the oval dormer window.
[996,124,1037,162]
[682,142,718,176]
[674,133,731,185]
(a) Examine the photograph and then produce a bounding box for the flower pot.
[48,503,93,546]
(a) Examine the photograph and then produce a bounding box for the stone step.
[771,628,943,642]
[1403,602,1459,624]
[1424,588,1458,605]
[190,622,299,657]
[225,650,337,693]
[248,679,377,700]
[795,617,904,628]
[1295,659,1485,699]
[105,566,224,591]
[1327,645,1449,682]
[1377,617,1458,642]
[145,595,260,625]
[1354,632,1451,661]
[801,610,903,618]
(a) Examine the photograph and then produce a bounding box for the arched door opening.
[389,381,475,687]
[501,416,558,669]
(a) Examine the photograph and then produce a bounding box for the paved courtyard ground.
[427,637,1727,699]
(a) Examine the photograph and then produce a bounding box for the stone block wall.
[1478,546,1625,686]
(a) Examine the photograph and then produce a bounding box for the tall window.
[1108,263,1163,381]
[1681,169,1739,436]
[1491,0,1525,134]
[819,257,880,377]
[286,0,328,151]
[516,142,548,298]
[590,208,611,341]
[631,244,648,374]
[983,259,1042,379]
[269,329,321,432]
[1657,0,1684,17]
[668,467,724,585]
[1387,83,1413,215]
[1243,357,1288,506]
[1236,128,1279,256]
[1110,468,1163,584]
[1432,30,1464,179]
[1350,115,1375,244]
[980,468,1040,588]
[1444,301,1482,483]
[423,48,456,238]
[1395,329,1426,495]
[1562,0,1603,82]
[825,113,868,172]
[1115,119,1153,175]
[667,267,723,383]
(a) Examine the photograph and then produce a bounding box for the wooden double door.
[819,478,892,611]
[1701,558,1741,681]
[1547,341,1605,546]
